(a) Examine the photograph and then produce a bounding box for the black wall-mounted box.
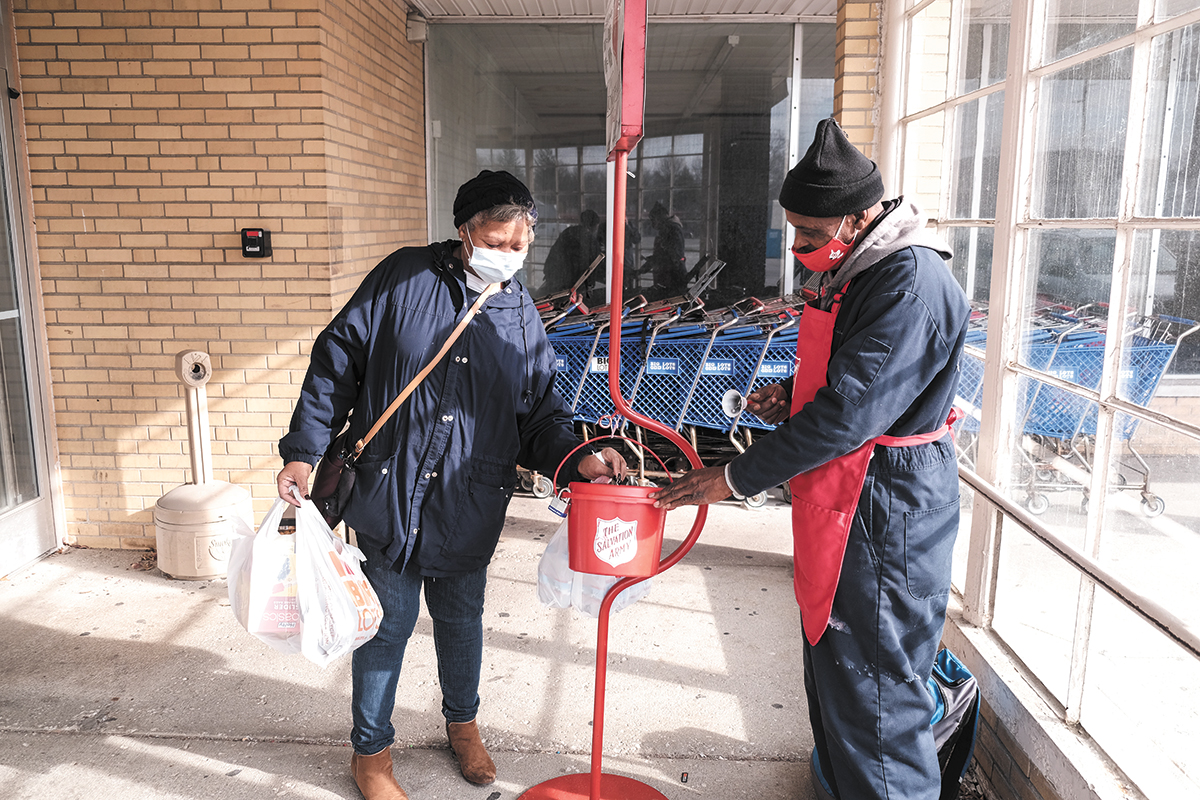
[241,228,272,258]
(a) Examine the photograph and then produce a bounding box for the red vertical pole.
[608,152,707,570]
[519,6,706,800]
[582,147,709,800]
[581,150,638,800]
[590,594,611,799]
[584,5,705,798]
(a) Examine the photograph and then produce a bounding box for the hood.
[810,198,952,307]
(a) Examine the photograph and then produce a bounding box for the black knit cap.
[778,118,884,218]
[453,169,538,229]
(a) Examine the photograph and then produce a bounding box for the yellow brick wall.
[13,0,426,548]
[321,0,427,305]
[834,0,881,158]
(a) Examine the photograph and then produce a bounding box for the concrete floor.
[0,491,819,800]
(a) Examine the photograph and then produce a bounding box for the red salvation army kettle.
[552,437,670,579]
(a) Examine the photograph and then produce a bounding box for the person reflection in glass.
[639,201,687,300]
[538,209,603,298]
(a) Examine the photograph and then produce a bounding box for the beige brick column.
[834,0,882,159]
[13,0,426,547]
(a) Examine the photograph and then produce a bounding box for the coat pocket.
[833,335,891,405]
[341,455,396,544]
[903,499,960,600]
[442,464,516,561]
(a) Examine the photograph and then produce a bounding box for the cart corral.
[527,264,805,508]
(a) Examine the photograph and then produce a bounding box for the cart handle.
[1159,314,1199,326]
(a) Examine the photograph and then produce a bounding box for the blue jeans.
[350,543,488,755]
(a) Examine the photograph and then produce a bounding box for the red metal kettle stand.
[519,137,708,798]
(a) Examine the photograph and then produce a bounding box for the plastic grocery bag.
[291,489,384,667]
[227,497,304,655]
[227,491,384,666]
[536,517,651,617]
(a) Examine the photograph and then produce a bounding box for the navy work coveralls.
[729,202,971,800]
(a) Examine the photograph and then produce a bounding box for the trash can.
[153,349,254,580]
[155,482,253,580]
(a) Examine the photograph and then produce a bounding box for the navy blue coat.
[280,241,583,576]
[729,242,970,494]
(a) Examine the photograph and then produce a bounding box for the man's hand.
[277,461,314,507]
[649,466,730,510]
[577,447,628,483]
[747,383,790,425]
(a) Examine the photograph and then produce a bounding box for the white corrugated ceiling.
[408,0,836,20]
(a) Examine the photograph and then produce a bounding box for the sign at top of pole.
[604,0,646,155]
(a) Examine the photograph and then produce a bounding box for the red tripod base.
[518,772,670,799]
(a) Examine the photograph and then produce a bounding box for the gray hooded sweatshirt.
[805,198,953,310]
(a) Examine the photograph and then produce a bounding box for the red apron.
[788,288,957,646]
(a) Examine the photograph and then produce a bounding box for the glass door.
[0,63,60,576]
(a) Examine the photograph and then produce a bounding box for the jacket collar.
[429,240,466,312]
[809,198,953,309]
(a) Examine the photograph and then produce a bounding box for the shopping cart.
[954,309,1199,516]
[542,292,803,506]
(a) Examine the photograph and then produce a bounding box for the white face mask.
[465,230,526,284]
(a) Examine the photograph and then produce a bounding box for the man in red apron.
[651,118,970,800]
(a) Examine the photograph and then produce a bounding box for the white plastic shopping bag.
[291,490,384,667]
[228,492,384,666]
[227,497,304,655]
[536,516,651,617]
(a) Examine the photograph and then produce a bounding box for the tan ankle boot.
[350,747,409,800]
[446,719,496,785]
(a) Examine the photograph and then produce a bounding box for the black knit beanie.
[778,118,884,218]
[453,169,537,228]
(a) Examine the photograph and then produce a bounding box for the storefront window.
[427,22,834,304]
[1158,0,1200,19]
[1138,23,1200,220]
[898,2,1200,793]
[1130,230,1200,376]
[951,94,1004,221]
[1033,49,1132,220]
[903,110,947,220]
[957,0,1010,95]
[1042,0,1136,65]
[947,226,994,303]
[907,0,952,115]
[0,178,37,515]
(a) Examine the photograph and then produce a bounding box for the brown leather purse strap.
[351,282,501,461]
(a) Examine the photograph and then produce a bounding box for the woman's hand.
[277,461,314,507]
[577,446,628,483]
[649,466,731,510]
[746,383,790,425]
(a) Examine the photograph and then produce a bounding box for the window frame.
[882,0,1200,790]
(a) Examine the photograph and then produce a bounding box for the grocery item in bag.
[292,492,384,666]
[228,492,383,665]
[227,499,303,655]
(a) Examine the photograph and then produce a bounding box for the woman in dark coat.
[276,170,625,800]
